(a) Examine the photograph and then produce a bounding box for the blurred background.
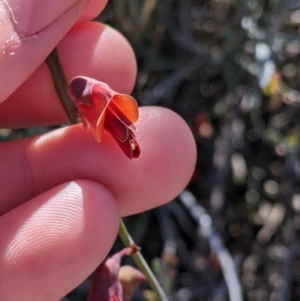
[3,0,300,300]
[94,1,300,300]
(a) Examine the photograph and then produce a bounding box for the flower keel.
[68,76,141,159]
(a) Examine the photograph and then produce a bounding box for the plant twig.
[45,48,78,124]
[118,219,169,301]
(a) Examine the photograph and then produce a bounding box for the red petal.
[111,94,139,123]
[92,91,109,113]
[69,77,141,159]
[91,84,115,142]
[91,93,109,142]
[112,130,141,159]
[92,83,115,103]
[108,101,135,129]
[114,137,133,159]
[105,109,129,142]
[129,130,141,158]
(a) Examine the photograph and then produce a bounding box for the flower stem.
[118,219,169,301]
[46,48,166,301]
[45,48,78,124]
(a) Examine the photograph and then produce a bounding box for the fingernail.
[4,0,82,36]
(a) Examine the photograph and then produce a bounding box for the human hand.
[0,0,196,300]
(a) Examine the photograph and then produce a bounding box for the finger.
[0,180,119,301]
[0,22,137,128]
[0,107,196,217]
[0,0,100,103]
[79,0,109,22]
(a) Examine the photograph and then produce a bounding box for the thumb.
[0,0,89,103]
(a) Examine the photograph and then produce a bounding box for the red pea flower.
[87,247,146,301]
[68,76,141,159]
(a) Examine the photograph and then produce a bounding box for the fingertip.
[0,107,196,218]
[118,107,197,214]
[0,180,119,300]
[58,21,137,94]
[78,0,109,22]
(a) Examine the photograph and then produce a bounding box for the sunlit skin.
[0,0,196,299]
[69,76,140,159]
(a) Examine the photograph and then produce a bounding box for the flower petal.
[90,91,110,143]
[105,109,129,142]
[87,248,133,301]
[111,94,139,123]
[129,130,141,158]
[92,83,115,103]
[112,130,141,159]
[69,77,95,106]
[108,101,135,130]
[95,110,106,142]
[114,137,133,159]
[69,77,141,159]
[76,104,98,138]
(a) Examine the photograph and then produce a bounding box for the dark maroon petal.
[108,101,135,128]
[114,137,134,159]
[87,259,122,301]
[87,248,132,301]
[69,77,93,105]
[110,129,141,159]
[105,109,129,142]
[92,83,115,103]
[129,130,141,158]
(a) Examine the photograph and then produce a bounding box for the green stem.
[119,219,169,301]
[46,47,167,301]
[45,48,78,124]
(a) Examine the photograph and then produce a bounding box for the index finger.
[0,107,196,217]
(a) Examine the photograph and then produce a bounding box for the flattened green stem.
[119,219,169,301]
[46,48,78,124]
